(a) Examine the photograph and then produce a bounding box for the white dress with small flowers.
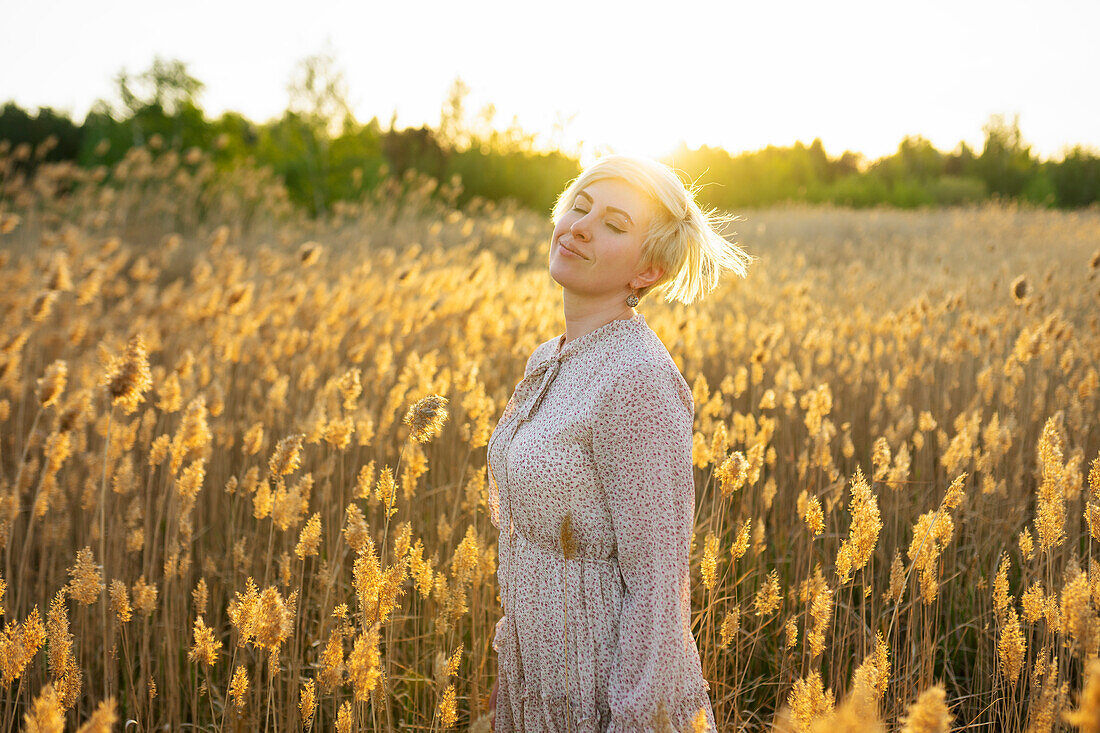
[487,311,717,732]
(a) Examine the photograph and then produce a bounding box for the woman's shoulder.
[599,322,693,413]
[523,336,560,375]
[609,319,683,377]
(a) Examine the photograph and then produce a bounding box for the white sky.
[2,0,1098,165]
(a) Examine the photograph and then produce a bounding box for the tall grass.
[1,140,1098,730]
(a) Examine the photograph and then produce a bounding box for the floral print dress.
[487,311,717,732]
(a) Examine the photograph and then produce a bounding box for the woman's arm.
[592,359,714,731]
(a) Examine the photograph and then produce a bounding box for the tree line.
[2,54,1098,217]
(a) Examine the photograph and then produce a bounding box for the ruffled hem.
[493,646,715,733]
[495,675,614,733]
[494,681,715,733]
[606,684,717,733]
[495,612,615,732]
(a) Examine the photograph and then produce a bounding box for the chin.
[548,260,570,288]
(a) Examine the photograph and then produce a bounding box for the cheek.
[551,218,570,240]
[608,239,640,267]
[622,235,646,266]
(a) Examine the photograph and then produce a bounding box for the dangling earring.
[626,287,639,307]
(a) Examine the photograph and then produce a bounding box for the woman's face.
[549,177,661,301]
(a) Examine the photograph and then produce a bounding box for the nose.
[569,214,590,241]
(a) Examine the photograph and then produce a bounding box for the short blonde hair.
[550,153,754,305]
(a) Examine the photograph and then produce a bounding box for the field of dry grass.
[1,140,1099,731]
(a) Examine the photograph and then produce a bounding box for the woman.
[487,154,753,732]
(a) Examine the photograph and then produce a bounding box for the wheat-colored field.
[1,140,1099,731]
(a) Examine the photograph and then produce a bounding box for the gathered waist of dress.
[508,522,618,568]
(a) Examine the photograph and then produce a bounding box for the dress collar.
[528,311,646,375]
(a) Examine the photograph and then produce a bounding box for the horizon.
[3,0,1098,166]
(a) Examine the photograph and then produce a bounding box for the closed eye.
[572,206,625,234]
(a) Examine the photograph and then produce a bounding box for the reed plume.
[403,394,450,443]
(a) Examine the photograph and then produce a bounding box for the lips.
[557,239,586,259]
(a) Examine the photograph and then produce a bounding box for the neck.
[560,291,635,346]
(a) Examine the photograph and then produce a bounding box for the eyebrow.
[576,190,634,225]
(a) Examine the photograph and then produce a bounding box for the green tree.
[285,49,355,215]
[1047,145,1100,207]
[973,113,1038,199]
[75,56,211,159]
[0,103,83,174]
[114,56,206,147]
[113,56,205,118]
[381,125,447,181]
[438,77,472,151]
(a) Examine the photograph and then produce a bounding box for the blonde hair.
[550,153,754,305]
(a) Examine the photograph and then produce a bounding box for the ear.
[631,265,664,290]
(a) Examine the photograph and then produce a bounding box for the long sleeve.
[487,463,501,530]
[592,359,716,732]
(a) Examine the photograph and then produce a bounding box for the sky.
[2,0,1098,166]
